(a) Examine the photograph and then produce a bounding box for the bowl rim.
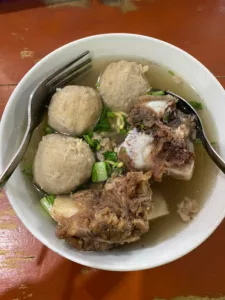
[1,33,225,271]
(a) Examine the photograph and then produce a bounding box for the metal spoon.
[167,90,225,174]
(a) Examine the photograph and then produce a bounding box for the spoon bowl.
[167,90,225,173]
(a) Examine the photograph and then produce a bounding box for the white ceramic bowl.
[1,34,225,271]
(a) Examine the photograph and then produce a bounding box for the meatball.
[33,134,95,194]
[48,85,102,136]
[99,60,150,113]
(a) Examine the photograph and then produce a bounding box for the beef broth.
[23,56,218,248]
[74,56,217,247]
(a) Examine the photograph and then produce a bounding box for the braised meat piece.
[119,95,196,181]
[51,172,153,251]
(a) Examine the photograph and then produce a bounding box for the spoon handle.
[0,127,32,191]
[203,135,225,174]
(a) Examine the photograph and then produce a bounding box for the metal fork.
[0,51,92,190]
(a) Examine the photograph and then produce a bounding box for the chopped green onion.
[104,151,118,162]
[87,131,93,138]
[140,124,145,129]
[117,162,124,168]
[22,166,33,177]
[40,194,55,214]
[163,113,169,122]
[105,162,112,176]
[111,166,125,176]
[104,159,125,177]
[94,106,112,132]
[96,143,101,151]
[119,128,127,135]
[107,111,116,118]
[83,132,101,151]
[95,82,100,88]
[195,138,202,144]
[83,134,94,146]
[92,162,108,182]
[45,126,54,135]
[148,90,165,96]
[119,115,130,135]
[168,70,175,76]
[47,194,55,205]
[188,101,203,110]
[195,139,217,146]
[105,160,117,166]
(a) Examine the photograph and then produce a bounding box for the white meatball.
[99,60,150,113]
[33,134,95,194]
[48,85,102,136]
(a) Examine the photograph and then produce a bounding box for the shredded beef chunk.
[51,172,152,251]
[154,138,194,167]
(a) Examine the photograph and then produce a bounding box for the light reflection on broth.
[22,57,218,248]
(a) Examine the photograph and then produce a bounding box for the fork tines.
[47,50,92,92]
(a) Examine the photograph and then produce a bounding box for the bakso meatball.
[33,134,95,194]
[48,86,102,136]
[99,60,150,113]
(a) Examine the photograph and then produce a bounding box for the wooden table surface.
[1,0,225,299]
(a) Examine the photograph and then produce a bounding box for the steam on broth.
[21,57,218,249]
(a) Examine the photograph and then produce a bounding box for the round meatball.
[33,134,95,194]
[99,60,150,113]
[48,85,102,136]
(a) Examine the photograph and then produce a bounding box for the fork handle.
[0,127,32,191]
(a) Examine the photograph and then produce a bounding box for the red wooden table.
[1,1,225,299]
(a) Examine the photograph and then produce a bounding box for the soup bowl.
[1,34,225,271]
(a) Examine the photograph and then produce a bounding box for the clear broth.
[23,57,218,247]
